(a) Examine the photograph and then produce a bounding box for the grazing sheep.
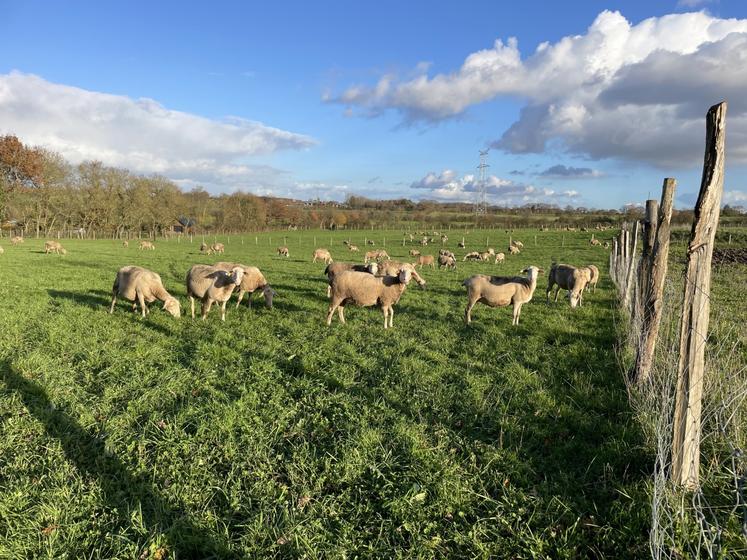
[409,249,421,257]
[277,246,289,257]
[186,264,245,321]
[138,240,155,250]
[463,266,543,326]
[509,245,520,255]
[211,242,225,254]
[458,238,466,248]
[377,260,426,287]
[494,252,505,264]
[439,249,455,259]
[416,255,435,269]
[342,240,350,246]
[44,240,67,255]
[603,241,610,249]
[122,240,129,248]
[313,248,333,264]
[348,244,359,252]
[367,239,376,246]
[479,251,492,262]
[364,249,389,263]
[582,265,600,293]
[420,237,429,246]
[511,240,524,250]
[326,268,414,329]
[200,241,210,253]
[486,248,496,256]
[11,236,23,245]
[109,265,181,318]
[546,263,589,308]
[438,254,457,270]
[463,251,482,261]
[590,238,601,246]
[214,261,275,308]
[324,261,378,297]
[441,234,448,244]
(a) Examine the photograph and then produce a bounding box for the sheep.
[546,263,589,308]
[590,238,601,246]
[511,240,524,249]
[581,265,600,293]
[11,236,23,245]
[348,244,359,252]
[186,264,245,321]
[416,255,435,269]
[200,242,209,253]
[438,254,457,270]
[44,240,67,255]
[376,260,426,287]
[509,245,520,255]
[109,265,181,318]
[277,246,289,257]
[463,251,482,261]
[494,252,505,264]
[122,240,129,248]
[603,241,610,249]
[326,268,414,329]
[214,261,276,308]
[458,238,466,248]
[367,239,376,245]
[313,248,333,264]
[138,240,155,250]
[342,240,350,246]
[486,248,496,256]
[479,251,492,262]
[409,249,421,257]
[420,237,429,246]
[463,266,543,326]
[439,249,455,259]
[211,242,225,254]
[324,261,378,297]
[364,249,389,263]
[0,245,4,255]
[441,234,448,244]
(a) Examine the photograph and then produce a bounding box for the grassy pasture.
[0,228,654,558]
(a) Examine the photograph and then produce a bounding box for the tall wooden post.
[672,101,727,489]
[632,179,676,384]
[623,220,640,312]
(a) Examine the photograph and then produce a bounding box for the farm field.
[1,227,737,559]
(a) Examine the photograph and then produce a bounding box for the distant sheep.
[509,245,520,255]
[494,252,505,264]
[590,238,601,246]
[409,249,421,257]
[367,239,376,245]
[511,240,524,250]
[11,236,23,245]
[211,242,225,254]
[463,266,543,326]
[463,251,482,261]
[44,240,67,255]
[438,254,457,270]
[546,263,589,308]
[138,240,155,251]
[0,245,4,255]
[109,265,181,318]
[277,246,289,257]
[582,265,600,293]
[458,238,466,248]
[186,264,245,320]
[364,249,389,263]
[313,248,333,264]
[122,240,129,248]
[326,268,414,329]
[348,244,359,252]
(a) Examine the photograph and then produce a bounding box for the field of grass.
[0,228,657,558]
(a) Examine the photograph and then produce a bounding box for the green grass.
[0,229,653,558]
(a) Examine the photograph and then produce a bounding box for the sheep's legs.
[190,297,196,319]
[465,298,478,324]
[337,306,345,323]
[138,293,147,318]
[220,300,227,321]
[326,284,331,298]
[235,291,245,309]
[202,300,213,320]
[388,306,394,328]
[109,293,117,314]
[554,286,560,302]
[512,302,522,326]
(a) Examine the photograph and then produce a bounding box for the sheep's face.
[368,263,379,275]
[262,285,277,309]
[231,267,245,285]
[398,269,412,284]
[163,297,181,318]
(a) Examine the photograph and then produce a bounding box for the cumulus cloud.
[409,169,580,204]
[677,0,715,8]
[0,71,315,193]
[330,10,747,166]
[538,164,602,179]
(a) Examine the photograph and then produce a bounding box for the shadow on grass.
[0,361,231,559]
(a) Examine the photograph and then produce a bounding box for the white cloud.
[677,0,715,8]
[723,190,747,204]
[538,165,603,179]
[409,169,581,204]
[330,10,747,166]
[0,71,315,193]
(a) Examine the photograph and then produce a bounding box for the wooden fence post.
[623,221,640,311]
[632,179,676,384]
[672,101,727,489]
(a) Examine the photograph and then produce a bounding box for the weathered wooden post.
[672,101,727,489]
[632,179,676,384]
[623,221,640,312]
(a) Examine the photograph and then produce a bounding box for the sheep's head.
[60,248,67,255]
[262,285,276,309]
[163,297,181,318]
[398,269,412,285]
[367,263,379,275]
[231,267,245,285]
[521,266,543,282]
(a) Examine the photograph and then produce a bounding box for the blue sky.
[1,0,746,209]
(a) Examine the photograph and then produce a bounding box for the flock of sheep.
[1,234,603,329]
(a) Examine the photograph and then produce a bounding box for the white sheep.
[326,268,414,329]
[463,266,543,325]
[277,246,289,257]
[376,260,426,287]
[546,263,589,308]
[438,254,456,270]
[138,240,155,250]
[122,240,129,248]
[186,264,245,320]
[44,240,67,255]
[581,265,600,293]
[494,252,505,264]
[463,251,482,261]
[509,245,520,255]
[109,265,181,318]
[313,248,333,264]
[10,236,23,245]
[214,261,276,308]
[324,261,378,297]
